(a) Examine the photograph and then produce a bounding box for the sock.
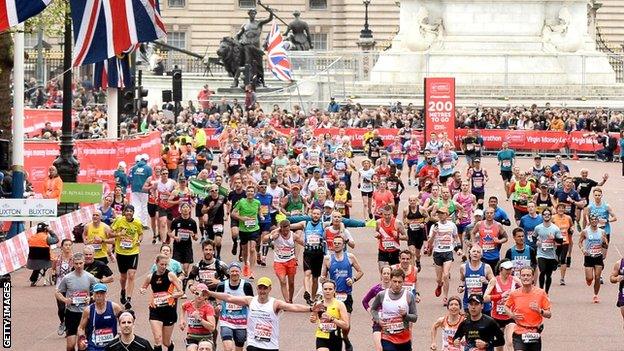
[566,257,571,267]
[154,346,162,351]
[167,343,175,351]
[262,243,269,257]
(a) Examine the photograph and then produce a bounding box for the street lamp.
[360,0,373,39]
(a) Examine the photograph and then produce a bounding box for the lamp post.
[357,0,375,51]
[52,3,79,214]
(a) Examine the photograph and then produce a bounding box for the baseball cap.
[500,261,514,270]
[257,277,272,287]
[474,209,484,217]
[194,283,210,294]
[258,180,267,186]
[324,200,335,208]
[473,158,481,163]
[36,223,49,232]
[467,294,484,304]
[92,283,108,293]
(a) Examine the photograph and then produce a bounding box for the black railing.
[595,27,624,83]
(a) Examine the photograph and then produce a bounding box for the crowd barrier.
[0,204,97,275]
[24,131,162,192]
[204,128,613,153]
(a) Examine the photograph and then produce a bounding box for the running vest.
[552,214,572,245]
[588,202,611,234]
[509,246,532,278]
[334,190,350,216]
[463,262,491,312]
[325,225,346,252]
[405,206,426,232]
[334,158,348,178]
[304,221,326,252]
[583,226,604,257]
[220,280,249,329]
[512,182,532,204]
[86,301,117,350]
[247,297,280,349]
[99,206,115,225]
[285,194,305,214]
[329,253,353,296]
[437,199,456,219]
[380,289,411,344]
[535,194,553,213]
[315,299,342,339]
[150,269,175,308]
[455,192,474,225]
[441,315,464,351]
[86,223,108,259]
[228,147,243,166]
[273,233,296,263]
[478,221,501,260]
[491,275,519,320]
[378,217,400,252]
[470,169,486,193]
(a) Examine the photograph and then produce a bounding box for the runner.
[205,277,321,351]
[391,250,419,300]
[290,208,327,305]
[155,169,177,243]
[232,184,263,279]
[518,202,543,249]
[375,205,407,270]
[201,184,226,258]
[170,202,199,294]
[83,211,114,264]
[532,183,554,214]
[426,206,463,305]
[467,158,488,210]
[255,181,274,266]
[362,265,393,351]
[215,262,254,351]
[552,203,573,285]
[139,253,184,351]
[452,294,505,350]
[76,283,124,351]
[504,268,552,351]
[187,240,229,294]
[99,194,116,227]
[578,214,609,303]
[83,246,114,284]
[372,180,395,219]
[609,257,624,330]
[459,246,494,315]
[310,280,351,351]
[436,142,458,185]
[430,296,464,351]
[110,205,143,310]
[104,310,153,351]
[584,187,617,261]
[504,228,537,279]
[508,172,536,222]
[402,195,429,271]
[553,177,584,226]
[470,207,508,272]
[227,177,246,259]
[180,283,216,351]
[462,129,480,168]
[150,244,185,277]
[418,155,440,188]
[146,165,163,244]
[369,269,418,351]
[388,135,406,171]
[488,197,512,227]
[404,134,421,186]
[497,142,515,199]
[453,181,477,249]
[55,252,99,351]
[268,220,298,303]
[321,235,364,351]
[225,137,245,178]
[324,211,356,252]
[53,239,74,336]
[168,177,195,219]
[533,208,564,294]
[484,260,521,351]
[530,156,545,181]
[333,180,353,219]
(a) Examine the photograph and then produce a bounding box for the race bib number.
[522,333,541,343]
[179,229,192,240]
[260,205,269,215]
[473,179,483,188]
[213,224,224,233]
[589,244,602,256]
[199,269,216,281]
[307,235,321,245]
[409,223,422,231]
[120,238,133,249]
[496,304,507,315]
[382,240,397,250]
[442,162,452,170]
[229,159,239,166]
[254,323,273,342]
[598,218,607,228]
[71,291,89,305]
[276,247,295,259]
[91,243,102,251]
[153,292,170,307]
[502,160,511,168]
[436,235,453,251]
[382,316,405,334]
[187,316,202,327]
[466,144,474,151]
[244,219,257,227]
[320,321,337,332]
[541,240,554,250]
[226,302,242,311]
[335,202,345,209]
[465,277,482,290]
[336,292,348,302]
[94,328,115,345]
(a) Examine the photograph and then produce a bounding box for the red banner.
[424,77,456,144]
[25,132,162,194]
[23,109,63,137]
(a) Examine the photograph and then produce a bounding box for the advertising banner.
[23,109,63,137]
[0,199,57,221]
[60,183,104,203]
[424,77,456,144]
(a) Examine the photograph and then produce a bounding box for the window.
[167,31,186,49]
[239,0,256,8]
[310,33,328,50]
[309,0,327,9]
[168,0,185,7]
[24,33,39,49]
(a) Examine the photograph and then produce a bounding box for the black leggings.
[538,257,557,293]
[56,292,65,323]
[29,269,45,283]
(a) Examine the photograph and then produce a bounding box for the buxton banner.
[0,199,57,221]
[424,77,456,144]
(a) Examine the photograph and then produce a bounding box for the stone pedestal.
[371,0,616,85]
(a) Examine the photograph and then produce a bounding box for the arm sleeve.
[102,264,113,277]
[361,286,378,310]
[244,282,255,296]
[404,294,418,323]
[369,293,383,321]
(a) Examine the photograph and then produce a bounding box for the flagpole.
[7,24,25,239]
[295,81,305,112]
[107,87,118,138]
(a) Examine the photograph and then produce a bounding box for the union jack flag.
[265,21,292,82]
[0,0,51,32]
[93,53,132,89]
[70,0,166,67]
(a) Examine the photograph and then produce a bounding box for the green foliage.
[24,0,67,37]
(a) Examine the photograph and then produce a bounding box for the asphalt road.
[9,156,624,351]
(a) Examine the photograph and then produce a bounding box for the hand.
[453,339,461,347]
[457,286,465,293]
[346,277,354,286]
[64,297,72,306]
[457,249,463,257]
[475,339,488,349]
[139,288,147,295]
[398,307,407,317]
[321,312,331,320]
[415,295,421,303]
[529,302,540,312]
[480,276,488,283]
[175,236,181,242]
[191,311,201,319]
[603,173,609,180]
[179,321,186,331]
[78,336,87,350]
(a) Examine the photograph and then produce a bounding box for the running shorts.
[377,250,400,266]
[500,171,513,182]
[173,245,194,264]
[64,310,83,336]
[148,203,158,217]
[407,230,427,249]
[556,244,569,265]
[584,255,604,268]
[149,306,178,326]
[315,333,343,351]
[220,326,247,347]
[512,333,542,351]
[381,339,412,351]
[433,251,454,266]
[303,251,325,277]
[239,230,260,244]
[116,253,139,274]
[274,259,297,277]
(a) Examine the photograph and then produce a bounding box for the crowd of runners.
[30,126,624,351]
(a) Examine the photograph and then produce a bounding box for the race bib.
[589,244,602,256]
[522,333,541,343]
[409,223,422,231]
[260,205,269,215]
[598,218,607,228]
[371,151,379,158]
[436,235,453,251]
[199,269,216,281]
[120,238,133,249]
[465,277,482,290]
[179,229,192,240]
[442,162,452,170]
[153,292,170,307]
[187,316,203,327]
[276,247,295,259]
[382,316,405,334]
[307,235,321,245]
[91,243,102,251]
[466,144,474,151]
[502,160,511,168]
[212,224,224,233]
[254,323,273,342]
[541,240,554,250]
[482,240,496,252]
[262,154,272,160]
[244,219,257,227]
[496,304,507,315]
[71,291,89,305]
[320,321,337,332]
[94,328,114,345]
[473,179,483,188]
[335,202,345,209]
[226,302,242,311]
[336,292,348,302]
[382,240,397,250]
[229,159,239,166]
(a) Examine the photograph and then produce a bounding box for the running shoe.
[57,323,65,336]
[560,279,565,286]
[600,276,604,284]
[304,291,313,306]
[416,261,422,273]
[124,301,132,310]
[365,219,377,228]
[242,265,251,278]
[435,284,442,297]
[120,289,127,305]
[593,295,600,304]
[344,339,353,351]
[231,241,238,256]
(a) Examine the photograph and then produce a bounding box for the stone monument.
[371,0,616,85]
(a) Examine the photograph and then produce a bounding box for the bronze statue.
[284,11,313,51]
[216,37,264,88]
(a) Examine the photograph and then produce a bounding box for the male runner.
[578,214,609,303]
[402,195,429,271]
[459,246,494,315]
[375,205,407,269]
[76,283,123,351]
[110,205,143,310]
[505,228,537,279]
[533,209,564,294]
[497,142,515,198]
[104,310,153,351]
[215,262,255,351]
[470,207,508,272]
[453,294,504,350]
[232,184,263,279]
[83,246,114,284]
[202,184,227,258]
[268,220,298,303]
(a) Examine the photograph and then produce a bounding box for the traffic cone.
[572,149,579,160]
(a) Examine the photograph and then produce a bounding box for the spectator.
[128,154,153,228]
[42,166,63,204]
[27,223,59,286]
